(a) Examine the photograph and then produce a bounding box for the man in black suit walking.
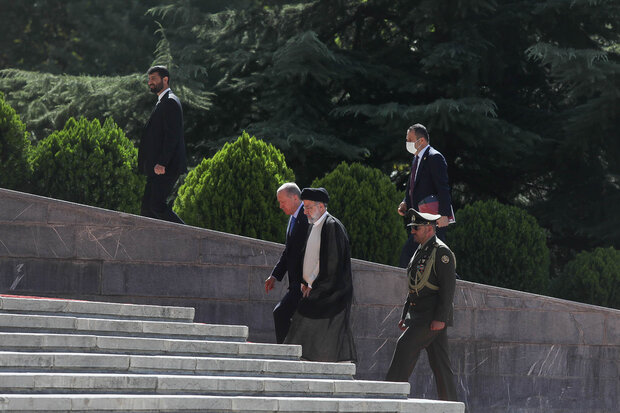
[398,123,453,267]
[138,65,187,224]
[264,182,310,343]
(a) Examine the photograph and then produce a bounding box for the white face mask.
[406,141,418,155]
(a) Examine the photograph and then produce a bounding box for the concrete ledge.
[0,395,465,412]
[0,295,195,322]
[0,313,248,341]
[0,332,302,360]
[0,351,355,379]
[0,373,410,399]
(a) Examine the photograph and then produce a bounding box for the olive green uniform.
[385,235,457,401]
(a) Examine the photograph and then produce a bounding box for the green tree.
[30,116,144,213]
[147,0,549,190]
[0,70,151,142]
[174,131,294,242]
[526,15,620,252]
[0,91,31,191]
[449,199,550,294]
[148,0,618,247]
[1,0,617,266]
[0,0,159,75]
[553,247,620,309]
[0,69,211,160]
[312,162,406,266]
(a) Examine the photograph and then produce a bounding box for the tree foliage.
[0,92,31,191]
[145,0,549,189]
[174,132,294,242]
[526,40,620,251]
[0,70,151,142]
[30,117,144,214]
[312,162,407,266]
[0,0,159,75]
[0,0,617,279]
[146,0,619,251]
[553,247,620,309]
[0,69,212,163]
[449,199,550,294]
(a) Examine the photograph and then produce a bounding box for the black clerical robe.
[284,214,357,362]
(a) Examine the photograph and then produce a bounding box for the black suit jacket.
[403,146,452,217]
[138,90,187,177]
[270,205,310,292]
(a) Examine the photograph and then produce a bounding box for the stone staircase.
[0,295,464,412]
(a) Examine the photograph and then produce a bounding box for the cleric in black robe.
[283,187,357,362]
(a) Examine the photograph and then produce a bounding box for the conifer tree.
[1,0,617,267]
[525,0,620,251]
[0,0,158,75]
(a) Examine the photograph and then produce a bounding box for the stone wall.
[1,188,618,413]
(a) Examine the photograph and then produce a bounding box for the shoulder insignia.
[441,255,450,264]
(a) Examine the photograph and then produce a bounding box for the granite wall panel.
[0,197,48,223]
[0,223,75,259]
[1,187,618,413]
[0,257,100,295]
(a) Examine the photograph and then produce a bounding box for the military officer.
[385,208,458,402]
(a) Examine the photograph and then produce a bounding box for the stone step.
[0,394,464,412]
[0,313,248,341]
[0,295,466,412]
[0,351,355,379]
[0,372,410,399]
[0,332,302,360]
[0,295,195,322]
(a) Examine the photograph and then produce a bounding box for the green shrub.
[553,247,620,309]
[174,131,294,242]
[30,116,144,213]
[448,199,550,293]
[0,91,32,190]
[312,162,407,266]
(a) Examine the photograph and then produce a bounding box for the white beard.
[307,210,322,224]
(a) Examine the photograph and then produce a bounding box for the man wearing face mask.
[397,123,453,268]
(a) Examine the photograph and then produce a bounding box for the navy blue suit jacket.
[138,90,187,177]
[403,146,452,217]
[270,205,310,292]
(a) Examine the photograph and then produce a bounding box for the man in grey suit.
[138,65,187,224]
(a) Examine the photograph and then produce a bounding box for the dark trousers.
[273,288,302,344]
[385,323,457,401]
[141,174,185,224]
[398,226,447,268]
